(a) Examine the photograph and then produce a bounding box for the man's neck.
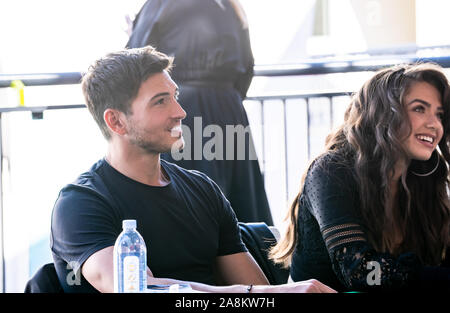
[105,143,169,187]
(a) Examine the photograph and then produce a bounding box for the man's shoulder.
[57,159,113,203]
[65,158,105,185]
[52,159,118,226]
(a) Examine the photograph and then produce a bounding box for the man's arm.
[81,247,266,292]
[82,247,336,293]
[214,252,269,285]
[81,246,252,293]
[81,246,115,293]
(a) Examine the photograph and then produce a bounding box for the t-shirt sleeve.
[50,185,120,276]
[304,155,422,290]
[199,174,247,256]
[216,192,248,256]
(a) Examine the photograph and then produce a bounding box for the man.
[50,46,335,293]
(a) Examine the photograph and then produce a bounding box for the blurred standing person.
[126,0,273,225]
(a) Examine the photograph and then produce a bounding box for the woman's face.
[402,81,444,161]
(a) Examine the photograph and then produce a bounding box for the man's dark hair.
[81,45,173,139]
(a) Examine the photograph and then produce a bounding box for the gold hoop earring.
[410,151,440,177]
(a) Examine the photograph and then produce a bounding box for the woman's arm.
[304,154,423,290]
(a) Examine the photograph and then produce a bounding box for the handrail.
[2,54,450,88]
[0,72,82,88]
[246,90,352,101]
[309,44,450,58]
[0,104,86,113]
[0,91,353,113]
[253,55,450,76]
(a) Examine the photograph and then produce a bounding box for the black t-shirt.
[50,159,247,293]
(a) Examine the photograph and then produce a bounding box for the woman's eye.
[437,112,444,120]
[413,106,425,113]
[156,98,165,105]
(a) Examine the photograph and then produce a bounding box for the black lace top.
[290,151,450,292]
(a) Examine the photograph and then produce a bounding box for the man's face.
[125,71,186,154]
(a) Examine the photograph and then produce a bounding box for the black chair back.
[239,222,290,285]
[24,263,64,293]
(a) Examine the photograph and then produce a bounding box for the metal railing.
[3,52,450,87]
[246,91,350,204]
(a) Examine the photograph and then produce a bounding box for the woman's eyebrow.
[407,98,443,111]
[407,98,431,107]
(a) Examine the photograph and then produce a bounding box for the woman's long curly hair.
[270,63,450,267]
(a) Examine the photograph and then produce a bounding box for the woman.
[126,0,273,225]
[270,63,450,291]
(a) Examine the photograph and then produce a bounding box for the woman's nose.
[426,113,441,130]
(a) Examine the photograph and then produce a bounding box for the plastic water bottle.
[113,220,147,293]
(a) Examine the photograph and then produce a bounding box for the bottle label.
[123,255,140,292]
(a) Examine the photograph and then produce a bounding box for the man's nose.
[173,100,187,120]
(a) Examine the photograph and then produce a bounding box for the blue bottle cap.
[122,219,136,229]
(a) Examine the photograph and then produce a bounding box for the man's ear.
[104,109,128,136]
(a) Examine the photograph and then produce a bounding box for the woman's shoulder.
[306,151,356,186]
[310,150,353,172]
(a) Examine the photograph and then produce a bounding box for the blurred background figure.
[127,0,273,225]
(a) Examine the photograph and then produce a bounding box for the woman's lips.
[415,135,434,149]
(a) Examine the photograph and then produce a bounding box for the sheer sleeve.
[304,154,422,290]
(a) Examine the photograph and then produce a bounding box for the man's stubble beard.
[128,126,185,155]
